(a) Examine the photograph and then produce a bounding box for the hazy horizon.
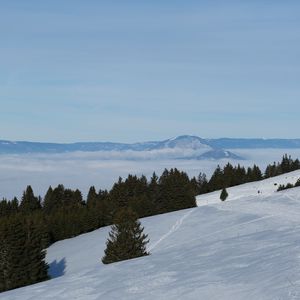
[2,135,300,144]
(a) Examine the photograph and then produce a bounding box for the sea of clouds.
[1,148,300,200]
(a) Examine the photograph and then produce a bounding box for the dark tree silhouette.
[102,208,149,264]
[220,188,228,201]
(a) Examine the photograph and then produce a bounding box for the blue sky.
[0,1,299,142]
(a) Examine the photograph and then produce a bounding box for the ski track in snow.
[148,208,195,252]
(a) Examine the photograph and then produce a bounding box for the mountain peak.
[162,135,210,150]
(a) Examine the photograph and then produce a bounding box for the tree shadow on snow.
[48,258,66,278]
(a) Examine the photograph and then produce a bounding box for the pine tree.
[0,215,49,292]
[209,165,224,190]
[43,184,64,213]
[10,197,19,214]
[43,186,53,213]
[197,172,209,194]
[19,186,41,213]
[292,159,300,171]
[87,186,98,207]
[22,219,49,285]
[102,208,149,264]
[158,168,196,213]
[0,216,28,291]
[148,172,159,214]
[220,188,228,201]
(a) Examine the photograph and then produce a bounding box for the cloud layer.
[2,149,300,200]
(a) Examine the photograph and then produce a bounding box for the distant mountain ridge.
[206,138,300,149]
[0,136,209,154]
[1,135,300,160]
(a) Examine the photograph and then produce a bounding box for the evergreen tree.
[43,186,53,213]
[208,165,224,191]
[292,158,300,171]
[109,177,127,212]
[223,163,234,186]
[43,185,64,213]
[87,186,98,207]
[0,199,9,217]
[74,189,83,205]
[0,216,49,292]
[148,172,159,214]
[102,208,149,264]
[0,217,26,291]
[281,154,292,173]
[63,188,83,208]
[197,172,209,194]
[23,218,49,284]
[253,164,263,181]
[264,163,277,178]
[19,186,41,213]
[220,188,228,201]
[10,197,19,214]
[158,168,196,213]
[235,165,247,185]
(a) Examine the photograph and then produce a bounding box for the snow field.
[2,170,300,299]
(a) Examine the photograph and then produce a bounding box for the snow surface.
[3,171,300,299]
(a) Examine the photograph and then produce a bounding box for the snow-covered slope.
[3,171,300,299]
[196,169,300,207]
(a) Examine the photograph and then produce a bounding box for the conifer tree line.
[0,155,299,292]
[264,154,300,178]
[0,168,196,292]
[277,178,300,192]
[191,154,300,195]
[191,163,263,195]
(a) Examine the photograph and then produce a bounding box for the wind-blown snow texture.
[3,171,300,299]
